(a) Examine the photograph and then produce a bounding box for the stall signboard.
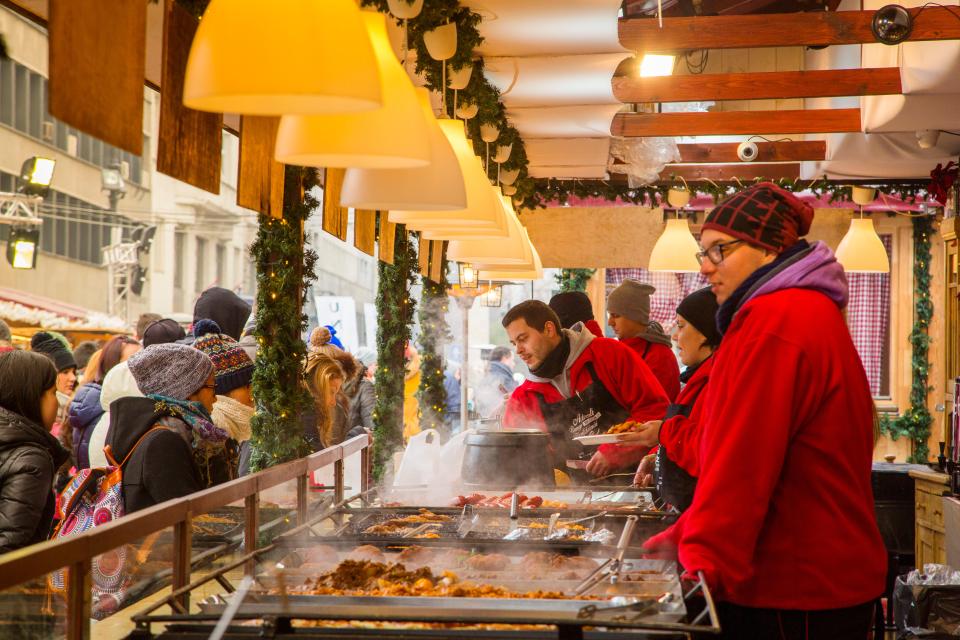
[314,295,359,352]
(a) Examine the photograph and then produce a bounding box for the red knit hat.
[703,182,814,253]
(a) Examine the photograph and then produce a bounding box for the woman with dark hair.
[0,351,69,553]
[68,335,141,470]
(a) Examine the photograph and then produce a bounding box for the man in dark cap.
[142,318,187,348]
[548,291,603,337]
[190,287,251,342]
[644,183,885,637]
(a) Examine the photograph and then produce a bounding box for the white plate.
[573,434,632,445]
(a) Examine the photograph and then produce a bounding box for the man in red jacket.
[501,301,668,479]
[645,183,885,638]
[606,280,680,401]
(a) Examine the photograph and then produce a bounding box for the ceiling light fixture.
[638,54,676,77]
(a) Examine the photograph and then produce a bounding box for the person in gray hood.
[500,301,668,481]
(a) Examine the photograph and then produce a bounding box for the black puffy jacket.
[0,407,68,553]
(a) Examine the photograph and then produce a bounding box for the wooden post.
[244,493,259,576]
[172,513,193,612]
[334,458,345,506]
[296,474,308,526]
[360,441,371,506]
[66,558,91,640]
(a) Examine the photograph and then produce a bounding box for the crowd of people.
[0,286,377,556]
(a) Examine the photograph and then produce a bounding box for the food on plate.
[606,420,641,434]
[465,553,511,572]
[347,545,385,563]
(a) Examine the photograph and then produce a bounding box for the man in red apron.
[501,301,669,480]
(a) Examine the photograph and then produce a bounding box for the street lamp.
[101,163,127,211]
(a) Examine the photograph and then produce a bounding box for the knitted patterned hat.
[192,319,254,395]
[127,343,213,400]
[31,331,77,372]
[703,182,814,253]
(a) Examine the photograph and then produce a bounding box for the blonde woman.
[303,352,346,450]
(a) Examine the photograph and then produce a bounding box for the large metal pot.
[461,429,555,489]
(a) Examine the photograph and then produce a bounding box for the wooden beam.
[677,141,826,163]
[613,68,902,103]
[611,108,860,137]
[619,7,960,51]
[666,163,801,181]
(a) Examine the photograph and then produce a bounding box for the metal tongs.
[574,515,638,595]
[577,591,675,622]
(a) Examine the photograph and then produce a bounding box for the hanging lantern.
[836,217,890,273]
[480,284,503,307]
[458,262,479,288]
[274,12,430,169]
[340,88,467,211]
[649,218,700,272]
[184,0,382,115]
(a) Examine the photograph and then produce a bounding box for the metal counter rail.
[0,433,372,640]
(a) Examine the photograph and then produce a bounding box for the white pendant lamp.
[417,186,510,239]
[476,243,544,280]
[493,144,513,164]
[500,168,520,186]
[649,217,701,272]
[446,195,533,265]
[390,119,503,231]
[340,88,467,211]
[502,185,518,196]
[455,101,479,120]
[184,0,381,115]
[836,217,890,273]
[274,12,429,169]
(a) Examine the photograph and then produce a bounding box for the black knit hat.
[142,318,187,347]
[548,291,594,329]
[676,287,722,348]
[30,331,77,372]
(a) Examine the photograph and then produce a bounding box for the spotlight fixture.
[6,226,40,269]
[19,157,56,197]
[638,54,675,77]
[458,262,478,289]
[871,5,913,45]
[916,129,941,149]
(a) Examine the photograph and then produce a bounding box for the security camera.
[737,141,759,162]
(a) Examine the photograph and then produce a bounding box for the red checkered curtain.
[846,235,892,396]
[606,269,708,328]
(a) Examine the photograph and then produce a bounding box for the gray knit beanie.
[0,319,10,343]
[127,343,214,400]
[607,279,656,325]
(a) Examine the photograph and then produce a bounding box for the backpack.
[47,425,170,618]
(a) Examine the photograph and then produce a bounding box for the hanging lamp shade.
[480,123,500,143]
[667,187,690,208]
[417,185,510,239]
[648,218,701,272]
[500,168,520,186]
[449,64,474,90]
[447,195,533,265]
[502,185,518,196]
[387,0,424,19]
[851,186,877,206]
[274,12,429,169]
[835,218,890,273]
[390,119,503,230]
[493,143,513,163]
[340,88,467,211]
[455,102,479,120]
[183,0,381,115]
[476,243,544,280]
[424,23,457,61]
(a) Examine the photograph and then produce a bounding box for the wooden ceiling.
[614,5,960,184]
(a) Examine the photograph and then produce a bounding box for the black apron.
[654,380,707,512]
[536,362,630,473]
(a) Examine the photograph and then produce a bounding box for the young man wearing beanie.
[548,291,603,337]
[193,319,255,446]
[606,281,681,402]
[31,331,78,430]
[644,183,885,637]
[501,300,669,481]
[105,343,228,512]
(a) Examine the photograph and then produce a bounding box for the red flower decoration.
[929,161,959,205]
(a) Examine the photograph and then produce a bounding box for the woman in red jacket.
[645,183,885,639]
[626,287,720,512]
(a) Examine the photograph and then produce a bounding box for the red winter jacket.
[646,288,885,610]
[620,337,680,402]
[503,329,668,470]
[582,319,604,338]
[658,354,713,477]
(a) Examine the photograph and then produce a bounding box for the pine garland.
[372,226,418,481]
[416,249,453,438]
[556,269,596,293]
[879,215,934,463]
[247,167,319,470]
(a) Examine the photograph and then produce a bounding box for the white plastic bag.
[393,429,441,487]
[435,429,471,484]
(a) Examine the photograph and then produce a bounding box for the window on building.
[216,243,226,285]
[196,238,207,292]
[174,232,185,289]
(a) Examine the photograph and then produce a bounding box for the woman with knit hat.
[605,281,681,402]
[621,287,721,511]
[104,343,228,512]
[30,331,78,425]
[644,183,884,638]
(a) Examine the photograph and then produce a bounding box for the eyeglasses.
[202,384,216,390]
[696,239,745,266]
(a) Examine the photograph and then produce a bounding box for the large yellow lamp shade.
[340,88,467,211]
[476,243,544,280]
[447,195,533,265]
[649,218,701,272]
[274,12,429,169]
[389,119,503,230]
[183,0,381,115]
[416,185,510,239]
[835,218,890,273]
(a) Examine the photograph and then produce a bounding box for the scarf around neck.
[212,395,254,442]
[146,394,228,445]
[530,333,571,380]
